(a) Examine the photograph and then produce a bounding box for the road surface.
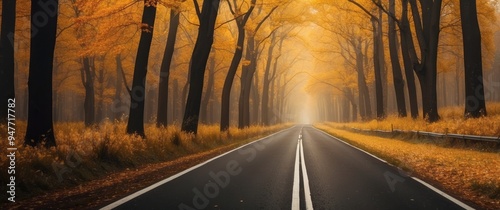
[101,125,473,210]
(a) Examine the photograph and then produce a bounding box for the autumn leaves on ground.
[0,123,291,208]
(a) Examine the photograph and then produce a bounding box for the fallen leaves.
[316,124,500,210]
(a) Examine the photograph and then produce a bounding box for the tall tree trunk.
[157,9,180,127]
[460,0,487,118]
[181,0,221,134]
[251,74,260,125]
[201,53,216,124]
[127,0,157,137]
[388,0,407,117]
[220,24,246,131]
[400,0,419,118]
[371,17,385,119]
[377,3,388,116]
[0,0,16,124]
[82,57,95,126]
[346,88,358,121]
[261,33,277,125]
[418,0,442,122]
[220,0,256,131]
[355,40,372,120]
[402,0,442,122]
[25,0,58,147]
[239,35,256,128]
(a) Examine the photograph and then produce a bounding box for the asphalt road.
[101,125,473,210]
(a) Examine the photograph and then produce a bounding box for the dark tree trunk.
[261,33,277,125]
[127,0,157,137]
[0,0,16,124]
[220,0,256,131]
[220,25,246,131]
[388,0,407,117]
[402,0,442,122]
[400,0,419,119]
[354,40,372,120]
[371,18,385,119]
[96,59,105,122]
[416,0,441,122]
[220,24,248,131]
[25,0,58,147]
[251,74,260,125]
[239,35,257,128]
[157,9,180,127]
[181,0,221,134]
[377,4,388,115]
[82,57,95,127]
[460,0,487,118]
[201,53,215,124]
[346,88,358,121]
[269,77,276,124]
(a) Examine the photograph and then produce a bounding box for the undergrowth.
[0,122,290,202]
[338,102,500,137]
[315,124,500,209]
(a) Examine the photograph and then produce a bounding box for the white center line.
[292,128,314,210]
[300,138,314,210]
[292,138,301,210]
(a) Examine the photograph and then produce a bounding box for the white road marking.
[412,178,474,210]
[292,128,314,210]
[100,126,297,210]
[291,140,301,210]
[314,127,475,210]
[300,138,314,210]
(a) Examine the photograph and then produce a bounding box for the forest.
[0,0,499,146]
[0,0,500,208]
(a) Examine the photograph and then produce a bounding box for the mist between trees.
[0,0,499,147]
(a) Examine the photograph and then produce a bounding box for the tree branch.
[193,0,201,19]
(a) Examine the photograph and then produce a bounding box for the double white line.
[292,128,314,210]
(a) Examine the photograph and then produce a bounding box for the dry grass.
[315,124,500,209]
[342,103,500,136]
[0,121,290,202]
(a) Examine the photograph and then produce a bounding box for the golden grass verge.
[341,103,500,137]
[0,122,291,203]
[315,123,500,210]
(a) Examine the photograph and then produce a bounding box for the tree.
[312,3,372,121]
[460,0,487,118]
[348,0,385,119]
[200,51,216,124]
[157,7,181,127]
[181,0,221,134]
[238,5,278,128]
[261,32,278,125]
[127,0,158,137]
[399,0,419,118]
[387,0,407,117]
[0,0,16,124]
[406,0,443,122]
[220,0,257,131]
[82,56,96,126]
[24,0,59,147]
